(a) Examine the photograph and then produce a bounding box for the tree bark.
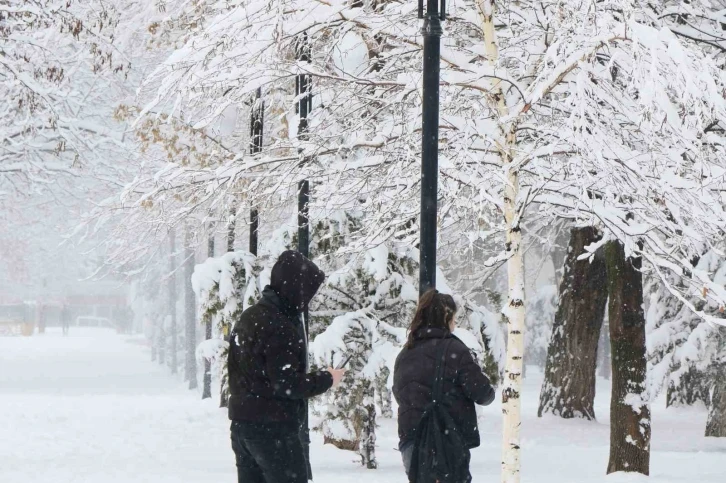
[550,227,570,287]
[538,227,608,420]
[706,362,726,437]
[605,241,650,476]
[151,322,157,362]
[479,1,523,481]
[169,229,178,375]
[220,208,237,408]
[158,315,166,366]
[360,382,377,469]
[375,368,393,419]
[202,230,214,400]
[184,230,198,390]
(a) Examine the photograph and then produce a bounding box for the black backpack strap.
[432,338,453,404]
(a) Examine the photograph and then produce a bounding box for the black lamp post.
[295,31,314,482]
[249,87,263,256]
[296,33,312,261]
[419,0,445,295]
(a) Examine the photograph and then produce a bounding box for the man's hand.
[326,368,347,388]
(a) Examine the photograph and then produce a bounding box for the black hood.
[269,250,325,314]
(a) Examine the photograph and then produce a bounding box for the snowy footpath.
[1,329,724,483]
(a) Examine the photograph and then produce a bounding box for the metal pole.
[296,34,312,262]
[250,209,259,256]
[296,31,313,482]
[418,0,444,295]
[297,181,310,258]
[250,87,263,256]
[227,207,236,253]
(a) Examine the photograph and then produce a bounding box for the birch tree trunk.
[479,2,524,481]
[500,151,525,483]
[538,227,607,420]
[605,241,650,475]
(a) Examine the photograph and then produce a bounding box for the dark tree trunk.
[202,230,214,400]
[605,241,650,476]
[360,382,377,469]
[184,231,198,390]
[220,208,236,408]
[375,368,393,419]
[538,227,608,420]
[169,229,178,375]
[667,367,710,408]
[706,363,726,437]
[158,316,165,366]
[151,329,157,362]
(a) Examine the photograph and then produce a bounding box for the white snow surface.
[2,328,725,483]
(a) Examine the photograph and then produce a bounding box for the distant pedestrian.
[227,250,346,483]
[393,290,496,483]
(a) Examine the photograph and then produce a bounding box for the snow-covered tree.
[0,0,134,199]
[312,226,504,467]
[647,249,726,436]
[115,0,726,478]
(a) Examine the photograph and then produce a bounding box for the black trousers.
[231,421,308,483]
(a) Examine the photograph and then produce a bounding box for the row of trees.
[3,1,726,482]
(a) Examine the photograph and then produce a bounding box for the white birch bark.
[479,2,525,482]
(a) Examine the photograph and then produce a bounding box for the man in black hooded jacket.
[227,250,345,483]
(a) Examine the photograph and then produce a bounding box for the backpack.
[409,338,469,483]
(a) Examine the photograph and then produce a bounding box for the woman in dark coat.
[393,290,496,482]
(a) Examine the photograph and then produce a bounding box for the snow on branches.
[130,1,726,327]
[0,0,131,198]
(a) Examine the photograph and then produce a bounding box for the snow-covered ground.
[1,329,724,483]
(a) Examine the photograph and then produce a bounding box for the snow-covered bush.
[311,236,505,464]
[646,251,726,433]
[455,297,506,387]
[312,311,404,468]
[310,237,418,463]
[192,251,261,401]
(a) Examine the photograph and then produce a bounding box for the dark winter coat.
[393,328,496,449]
[227,250,333,428]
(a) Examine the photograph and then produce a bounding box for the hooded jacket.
[393,327,496,449]
[227,251,333,427]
